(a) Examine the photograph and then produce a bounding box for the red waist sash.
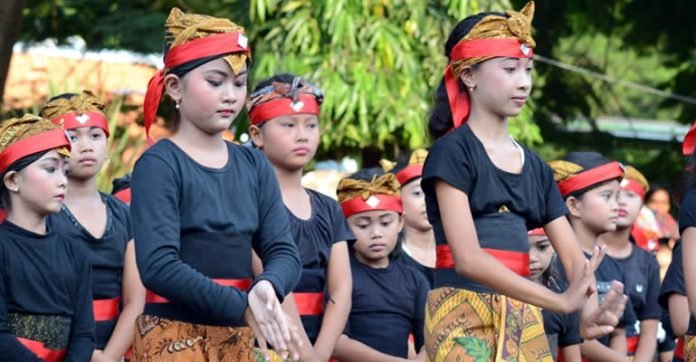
[146,278,252,303]
[93,297,120,321]
[17,337,66,362]
[435,244,530,276]
[293,292,324,316]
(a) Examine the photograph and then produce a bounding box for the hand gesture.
[247,280,302,360]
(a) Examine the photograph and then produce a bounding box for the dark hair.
[252,73,297,93]
[541,254,564,291]
[0,151,49,209]
[428,12,503,141]
[111,173,132,195]
[46,93,78,104]
[345,167,403,260]
[645,181,672,204]
[562,151,619,200]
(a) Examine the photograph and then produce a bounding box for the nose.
[370,226,383,239]
[517,70,532,92]
[58,168,68,189]
[222,82,239,104]
[296,123,308,142]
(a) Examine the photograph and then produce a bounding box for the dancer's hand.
[247,280,302,360]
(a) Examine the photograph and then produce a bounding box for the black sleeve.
[558,312,583,347]
[659,243,684,309]
[65,244,95,361]
[250,153,301,302]
[540,161,569,225]
[639,254,662,320]
[422,138,474,195]
[132,154,250,325]
[412,273,429,351]
[330,200,354,243]
[679,190,696,233]
[0,253,41,361]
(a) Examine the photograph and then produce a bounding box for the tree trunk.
[0,0,26,107]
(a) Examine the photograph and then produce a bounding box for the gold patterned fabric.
[164,7,249,75]
[0,114,71,158]
[131,315,284,362]
[424,287,551,362]
[685,335,696,362]
[336,173,401,203]
[623,165,649,192]
[450,1,535,77]
[39,90,106,121]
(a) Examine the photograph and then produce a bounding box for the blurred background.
[0,0,694,205]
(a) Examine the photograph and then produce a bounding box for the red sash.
[146,278,252,303]
[293,292,324,316]
[626,335,639,355]
[17,337,66,362]
[435,244,530,276]
[675,336,685,359]
[93,297,120,321]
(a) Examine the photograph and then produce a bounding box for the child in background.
[333,169,428,361]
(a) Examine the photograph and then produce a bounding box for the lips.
[78,158,97,165]
[368,243,387,252]
[293,147,309,156]
[617,209,628,217]
[217,109,235,117]
[54,194,65,200]
[512,96,527,105]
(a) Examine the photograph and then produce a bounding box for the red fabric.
[626,335,639,355]
[445,38,534,128]
[50,111,109,137]
[683,121,696,155]
[435,244,530,276]
[621,178,646,199]
[675,336,685,359]
[557,162,624,197]
[631,223,658,252]
[146,278,252,304]
[0,208,6,223]
[93,297,120,321]
[16,337,66,362]
[0,129,71,173]
[113,188,131,204]
[527,228,545,236]
[248,94,320,125]
[293,292,324,316]
[395,165,423,186]
[143,32,251,144]
[340,194,403,218]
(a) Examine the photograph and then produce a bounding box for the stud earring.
[175,100,180,109]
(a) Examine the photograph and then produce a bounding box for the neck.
[569,217,600,254]
[597,225,632,254]
[6,208,47,235]
[65,176,100,202]
[355,252,390,269]
[466,105,510,143]
[171,120,226,150]
[272,165,304,194]
[402,224,434,249]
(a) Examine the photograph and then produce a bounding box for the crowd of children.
[0,1,694,362]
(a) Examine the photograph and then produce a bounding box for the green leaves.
[453,336,493,362]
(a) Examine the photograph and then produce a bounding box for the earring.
[468,85,476,91]
[10,187,18,193]
[175,100,180,109]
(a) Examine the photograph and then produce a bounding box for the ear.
[164,73,184,103]
[398,214,405,233]
[565,196,582,218]
[458,66,477,89]
[3,171,19,193]
[248,124,264,149]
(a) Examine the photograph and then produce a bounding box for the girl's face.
[347,210,403,266]
[528,234,554,283]
[616,188,643,229]
[250,114,320,171]
[467,57,533,118]
[401,178,431,232]
[647,189,670,215]
[169,58,247,136]
[6,150,68,215]
[65,126,107,180]
[569,180,620,234]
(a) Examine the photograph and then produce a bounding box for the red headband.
[341,194,403,218]
[445,38,534,129]
[683,121,696,155]
[395,165,423,186]
[0,129,71,173]
[248,94,320,125]
[143,32,251,144]
[51,111,110,137]
[621,178,647,199]
[557,161,624,197]
[527,228,546,236]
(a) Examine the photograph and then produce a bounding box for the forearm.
[281,294,317,361]
[609,328,627,357]
[681,229,696,317]
[579,339,628,361]
[333,335,406,362]
[457,249,564,312]
[633,319,658,362]
[669,294,690,336]
[314,286,351,360]
[560,345,582,362]
[101,303,143,360]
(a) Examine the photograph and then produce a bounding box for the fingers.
[588,245,606,273]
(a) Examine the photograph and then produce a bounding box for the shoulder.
[393,259,429,287]
[307,188,340,211]
[102,193,132,221]
[228,142,266,166]
[134,140,179,172]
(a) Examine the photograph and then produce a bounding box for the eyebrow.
[205,70,229,77]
